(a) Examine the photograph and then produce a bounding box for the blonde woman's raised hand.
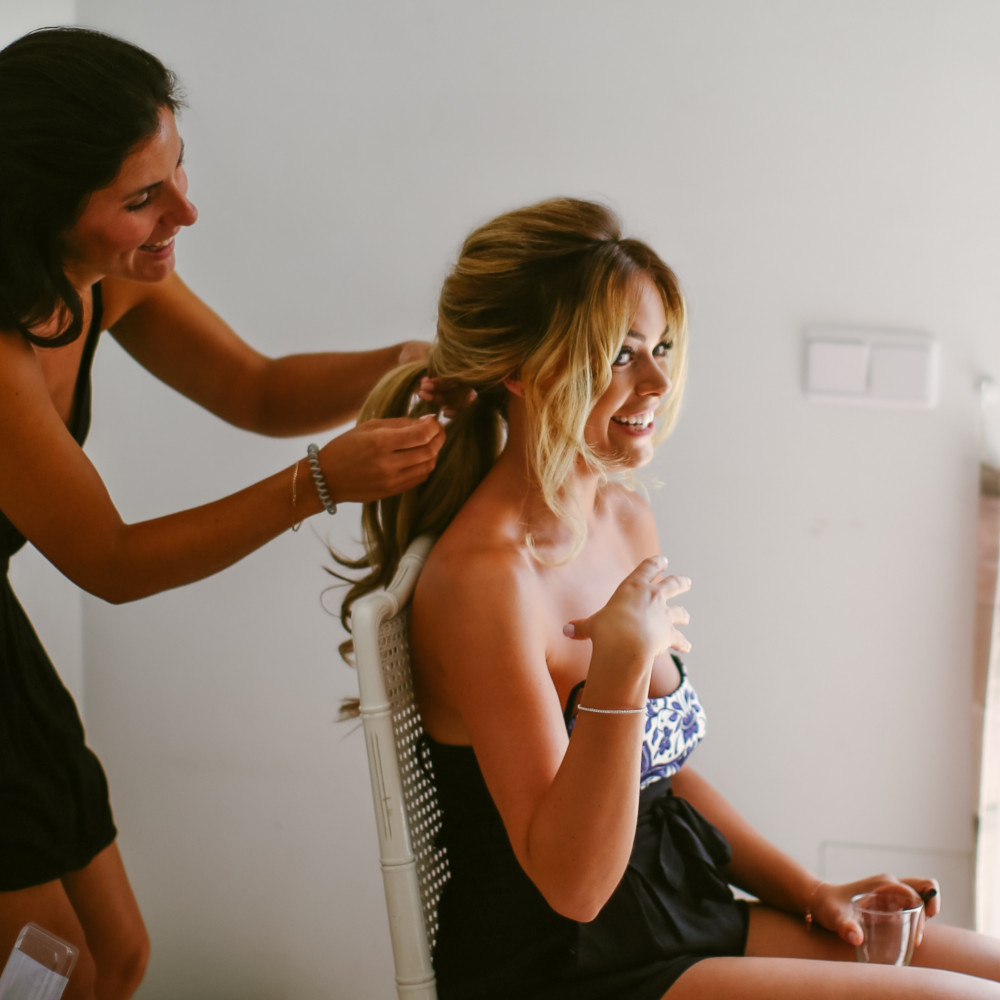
[317,414,445,503]
[563,556,692,662]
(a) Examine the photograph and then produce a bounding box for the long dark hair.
[0,26,182,346]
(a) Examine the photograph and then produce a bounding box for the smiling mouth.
[611,412,654,430]
[139,237,174,252]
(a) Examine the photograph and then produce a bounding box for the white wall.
[16,0,1000,995]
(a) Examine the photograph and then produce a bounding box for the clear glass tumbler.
[851,890,923,966]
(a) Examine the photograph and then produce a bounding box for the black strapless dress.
[425,668,749,1000]
[0,286,117,890]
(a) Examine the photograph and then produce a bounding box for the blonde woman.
[341,198,1000,999]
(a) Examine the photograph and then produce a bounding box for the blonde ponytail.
[333,360,506,674]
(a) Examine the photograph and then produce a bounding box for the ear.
[503,375,524,397]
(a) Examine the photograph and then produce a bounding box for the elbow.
[543,885,611,924]
[71,568,155,605]
[533,873,616,924]
[519,831,627,923]
[56,528,165,604]
[84,581,143,605]
[97,587,137,606]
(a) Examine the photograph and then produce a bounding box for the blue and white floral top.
[565,663,707,790]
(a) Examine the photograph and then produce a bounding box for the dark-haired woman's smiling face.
[61,107,198,289]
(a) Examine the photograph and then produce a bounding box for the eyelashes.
[124,153,185,213]
[613,340,674,368]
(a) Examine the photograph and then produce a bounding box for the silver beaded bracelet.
[576,704,646,716]
[306,443,337,515]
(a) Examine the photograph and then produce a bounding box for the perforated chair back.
[352,535,448,1000]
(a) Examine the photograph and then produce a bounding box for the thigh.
[666,957,1000,1000]
[0,878,97,998]
[743,900,1000,983]
[61,842,147,971]
[909,922,1000,982]
[744,901,855,961]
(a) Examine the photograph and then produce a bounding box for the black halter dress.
[0,286,117,890]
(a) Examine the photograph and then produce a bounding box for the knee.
[94,927,149,999]
[116,928,150,996]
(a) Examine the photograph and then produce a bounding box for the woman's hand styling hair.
[315,415,445,505]
[416,375,477,418]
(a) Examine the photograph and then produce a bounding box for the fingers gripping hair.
[331,359,504,702]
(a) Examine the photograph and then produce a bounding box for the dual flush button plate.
[804,328,938,408]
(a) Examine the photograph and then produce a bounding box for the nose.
[638,357,670,399]
[166,169,198,228]
[171,192,198,228]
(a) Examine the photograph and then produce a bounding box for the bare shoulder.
[599,480,659,552]
[100,272,192,330]
[0,326,52,408]
[600,479,655,519]
[0,325,31,362]
[416,525,541,630]
[411,524,551,741]
[412,510,549,682]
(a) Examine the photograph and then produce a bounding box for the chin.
[594,444,653,471]
[127,257,176,283]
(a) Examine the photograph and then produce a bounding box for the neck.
[495,396,603,546]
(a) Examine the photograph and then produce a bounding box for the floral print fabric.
[638,672,706,789]
[566,668,707,789]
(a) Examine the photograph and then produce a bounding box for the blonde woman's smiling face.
[584,277,672,469]
[61,106,198,290]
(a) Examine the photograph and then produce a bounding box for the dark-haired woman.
[0,26,444,998]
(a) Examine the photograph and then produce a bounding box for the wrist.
[583,649,652,709]
[803,880,828,927]
[306,443,338,515]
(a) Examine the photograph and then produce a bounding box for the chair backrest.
[352,535,448,1000]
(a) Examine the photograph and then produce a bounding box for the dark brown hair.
[0,26,182,346]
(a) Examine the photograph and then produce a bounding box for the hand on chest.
[540,548,683,704]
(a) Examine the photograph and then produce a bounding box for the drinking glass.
[851,890,923,966]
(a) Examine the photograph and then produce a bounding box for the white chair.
[352,535,449,1000]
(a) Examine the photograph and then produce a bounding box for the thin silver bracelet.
[306,443,337,515]
[577,704,646,716]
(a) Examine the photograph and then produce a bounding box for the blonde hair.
[336,198,688,675]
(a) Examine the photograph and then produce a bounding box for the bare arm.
[0,316,442,602]
[670,767,821,914]
[415,549,691,921]
[671,767,940,944]
[105,272,424,435]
